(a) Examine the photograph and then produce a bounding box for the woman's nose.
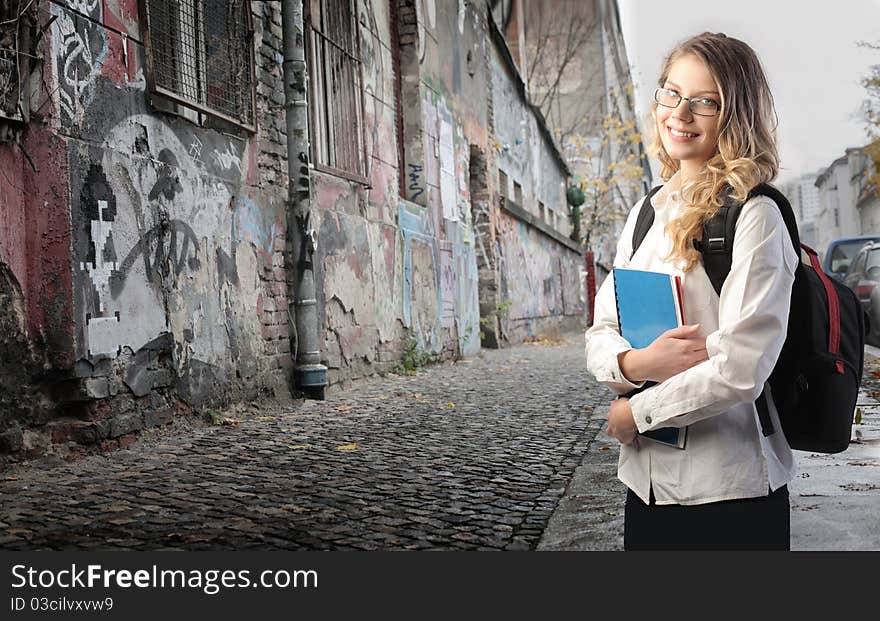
[671,103,693,123]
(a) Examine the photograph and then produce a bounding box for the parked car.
[822,235,880,282]
[842,240,880,346]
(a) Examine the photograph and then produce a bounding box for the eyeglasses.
[654,88,720,117]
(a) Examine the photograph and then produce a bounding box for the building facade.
[513,0,652,309]
[815,149,871,257]
[0,0,586,461]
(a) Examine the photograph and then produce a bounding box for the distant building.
[781,172,820,249]
[855,150,880,235]
[814,148,873,258]
[797,173,822,223]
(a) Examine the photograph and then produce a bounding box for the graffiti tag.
[408,162,424,201]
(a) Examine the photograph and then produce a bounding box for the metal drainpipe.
[281,0,327,398]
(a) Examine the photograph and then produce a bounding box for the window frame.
[513,180,523,206]
[305,0,370,186]
[139,0,258,133]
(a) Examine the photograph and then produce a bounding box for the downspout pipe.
[281,0,327,398]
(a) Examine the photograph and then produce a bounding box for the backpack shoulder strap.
[630,185,664,261]
[694,199,737,297]
[696,183,801,296]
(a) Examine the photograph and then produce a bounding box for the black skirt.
[624,485,790,551]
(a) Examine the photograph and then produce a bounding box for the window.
[307,0,367,182]
[499,170,509,198]
[866,249,880,273]
[141,0,256,131]
[538,201,545,222]
[830,240,871,274]
[513,181,523,206]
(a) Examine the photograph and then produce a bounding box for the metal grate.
[144,0,255,129]
[308,0,366,181]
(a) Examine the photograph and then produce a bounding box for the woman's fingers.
[663,324,701,338]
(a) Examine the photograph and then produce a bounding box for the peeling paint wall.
[488,21,585,343]
[313,0,483,385]
[0,0,293,460]
[55,0,289,404]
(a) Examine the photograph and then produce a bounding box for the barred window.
[141,0,256,131]
[307,0,367,183]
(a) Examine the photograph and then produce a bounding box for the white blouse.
[584,175,800,506]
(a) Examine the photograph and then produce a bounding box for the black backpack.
[630,183,865,453]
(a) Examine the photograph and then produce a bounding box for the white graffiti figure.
[81,199,117,314]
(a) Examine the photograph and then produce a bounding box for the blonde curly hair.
[650,32,779,271]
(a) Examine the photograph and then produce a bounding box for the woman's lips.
[667,126,699,142]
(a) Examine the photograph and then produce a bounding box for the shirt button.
[645,416,652,424]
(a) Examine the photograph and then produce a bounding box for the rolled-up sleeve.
[629,196,799,432]
[584,200,648,395]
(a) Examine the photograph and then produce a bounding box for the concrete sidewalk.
[789,360,880,550]
[539,355,880,551]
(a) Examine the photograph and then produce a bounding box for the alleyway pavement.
[1,337,878,551]
[0,336,607,551]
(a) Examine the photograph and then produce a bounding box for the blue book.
[613,268,688,449]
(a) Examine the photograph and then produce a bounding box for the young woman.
[584,32,798,550]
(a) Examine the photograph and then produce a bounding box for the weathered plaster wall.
[488,26,585,343]
[314,0,483,386]
[55,0,288,400]
[1,0,293,460]
[409,0,484,358]
[496,212,584,339]
[490,46,566,220]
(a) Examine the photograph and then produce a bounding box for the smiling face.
[655,53,722,177]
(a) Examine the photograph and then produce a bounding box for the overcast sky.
[617,0,880,184]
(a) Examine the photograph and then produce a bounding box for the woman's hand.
[607,398,638,445]
[618,324,708,383]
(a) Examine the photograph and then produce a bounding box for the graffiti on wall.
[68,0,101,16]
[438,100,457,222]
[497,215,563,322]
[415,0,437,63]
[446,222,480,356]
[53,6,109,128]
[398,202,479,355]
[439,243,455,327]
[69,104,273,405]
[495,211,585,333]
[399,202,441,351]
[79,165,119,356]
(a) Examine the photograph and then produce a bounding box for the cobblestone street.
[3,336,878,552]
[0,337,610,551]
